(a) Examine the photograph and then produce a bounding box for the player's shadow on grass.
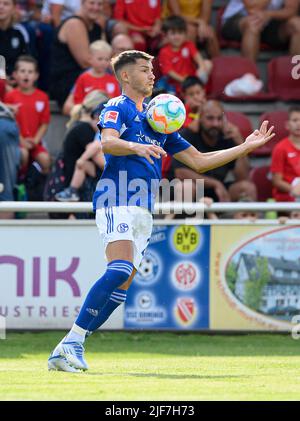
[85,372,247,380]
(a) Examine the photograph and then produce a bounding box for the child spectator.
[113,0,162,52]
[55,139,105,202]
[5,55,51,174]
[271,106,300,202]
[163,0,219,57]
[182,76,206,132]
[158,15,212,95]
[73,40,120,105]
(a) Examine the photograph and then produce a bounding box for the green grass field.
[0,331,300,401]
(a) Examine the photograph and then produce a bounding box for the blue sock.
[86,288,127,333]
[75,260,133,330]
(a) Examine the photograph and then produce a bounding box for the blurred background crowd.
[1,0,300,221]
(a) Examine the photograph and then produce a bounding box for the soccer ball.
[146,94,186,134]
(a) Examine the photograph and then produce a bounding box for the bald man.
[173,100,257,203]
[111,34,134,57]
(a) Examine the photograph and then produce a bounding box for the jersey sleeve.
[40,94,51,124]
[188,41,199,59]
[73,74,85,104]
[98,103,125,133]
[271,143,285,174]
[163,131,191,156]
[113,0,125,19]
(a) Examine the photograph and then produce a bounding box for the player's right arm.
[101,128,166,164]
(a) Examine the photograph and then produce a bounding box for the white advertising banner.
[0,221,124,329]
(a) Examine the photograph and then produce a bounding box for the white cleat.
[48,355,81,373]
[50,341,89,371]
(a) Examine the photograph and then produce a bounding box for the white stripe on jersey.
[106,96,126,107]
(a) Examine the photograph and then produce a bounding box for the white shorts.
[96,206,153,269]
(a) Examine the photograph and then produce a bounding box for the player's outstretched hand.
[244,120,275,152]
[134,144,166,164]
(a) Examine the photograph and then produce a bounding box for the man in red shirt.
[271,106,300,201]
[73,40,120,104]
[5,55,51,174]
[158,16,212,95]
[113,0,162,52]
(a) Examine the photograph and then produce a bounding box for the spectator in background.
[0,101,20,219]
[161,75,206,179]
[221,0,300,62]
[49,0,102,107]
[62,37,125,115]
[61,90,107,189]
[271,106,300,202]
[182,76,206,132]
[113,0,162,52]
[55,138,105,202]
[162,0,220,57]
[173,100,255,202]
[157,16,212,95]
[73,40,120,105]
[111,33,134,57]
[41,0,81,27]
[0,0,30,81]
[5,55,51,175]
[16,0,53,91]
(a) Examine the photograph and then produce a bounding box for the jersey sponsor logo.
[104,110,119,123]
[136,130,161,147]
[11,37,20,49]
[35,101,45,112]
[106,83,115,94]
[174,297,197,326]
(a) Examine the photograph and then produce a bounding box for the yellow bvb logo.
[173,226,200,254]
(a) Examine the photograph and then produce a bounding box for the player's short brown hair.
[111,50,153,81]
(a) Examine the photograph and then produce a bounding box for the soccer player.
[48,50,275,372]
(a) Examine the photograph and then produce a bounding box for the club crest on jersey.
[35,101,45,112]
[106,83,115,94]
[104,110,119,123]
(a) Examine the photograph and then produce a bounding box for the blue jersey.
[93,95,191,211]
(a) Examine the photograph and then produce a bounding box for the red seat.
[225,111,253,139]
[251,110,289,156]
[208,56,277,101]
[250,166,273,202]
[268,56,300,100]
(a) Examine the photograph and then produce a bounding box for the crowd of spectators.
[0,0,300,221]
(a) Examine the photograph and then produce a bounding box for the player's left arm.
[173,121,275,173]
